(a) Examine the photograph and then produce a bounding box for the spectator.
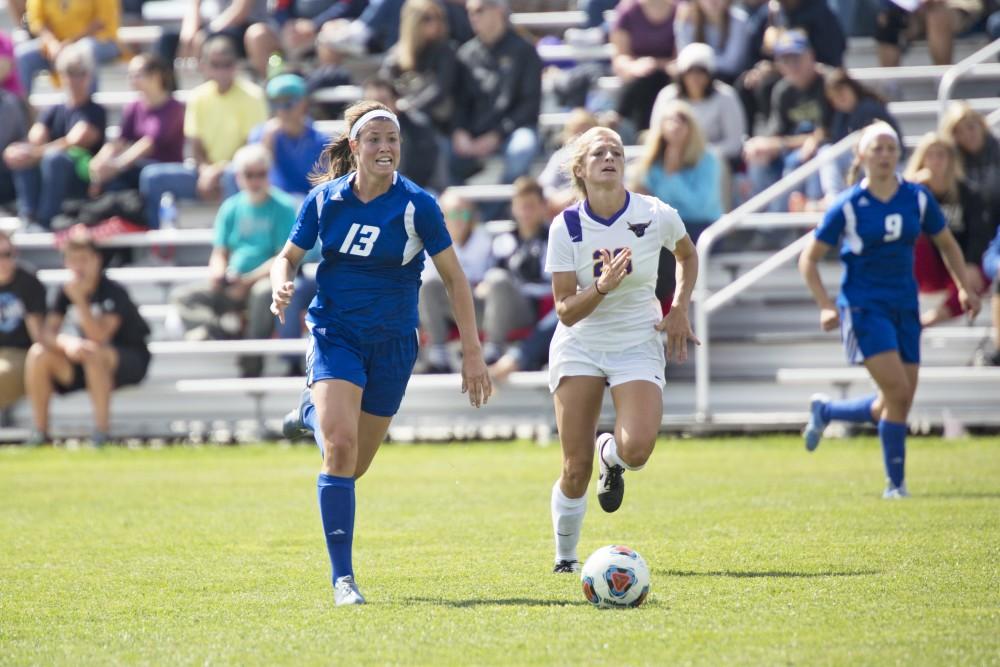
[380,0,458,137]
[170,144,296,377]
[5,0,26,26]
[743,30,829,212]
[940,102,1000,234]
[610,0,676,132]
[24,227,151,446]
[650,42,747,165]
[0,29,24,97]
[303,20,356,120]
[673,0,752,82]
[419,188,494,372]
[487,308,557,381]
[0,89,28,208]
[537,107,598,215]
[0,231,46,412]
[16,0,121,95]
[140,36,267,228]
[475,177,550,363]
[989,0,1000,41]
[271,0,368,62]
[450,0,542,184]
[247,73,329,197]
[88,54,184,195]
[4,44,106,229]
[982,226,1000,366]
[905,133,993,327]
[363,77,442,190]
[875,0,983,67]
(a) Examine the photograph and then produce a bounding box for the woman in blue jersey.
[269,100,492,606]
[798,122,980,499]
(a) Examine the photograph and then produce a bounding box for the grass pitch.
[1,436,998,666]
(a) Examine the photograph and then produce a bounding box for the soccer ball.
[580,545,651,609]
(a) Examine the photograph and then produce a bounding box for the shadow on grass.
[401,596,592,608]
[658,569,878,579]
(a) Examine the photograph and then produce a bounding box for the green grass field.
[1,436,998,666]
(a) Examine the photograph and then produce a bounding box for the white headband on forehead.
[348,109,400,141]
[858,123,899,154]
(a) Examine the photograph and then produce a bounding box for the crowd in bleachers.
[0,0,999,444]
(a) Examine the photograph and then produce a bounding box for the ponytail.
[845,153,864,186]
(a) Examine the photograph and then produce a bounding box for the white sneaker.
[334,575,366,606]
[882,482,910,500]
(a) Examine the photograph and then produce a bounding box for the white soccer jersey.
[544,191,688,352]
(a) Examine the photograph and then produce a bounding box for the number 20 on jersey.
[592,248,634,278]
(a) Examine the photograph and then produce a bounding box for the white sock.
[551,482,587,563]
[600,434,645,472]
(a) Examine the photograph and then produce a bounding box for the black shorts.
[55,346,151,395]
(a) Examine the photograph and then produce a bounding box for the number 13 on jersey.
[340,223,380,257]
[592,247,634,278]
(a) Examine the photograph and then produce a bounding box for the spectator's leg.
[139,162,199,228]
[24,342,74,435]
[875,2,908,67]
[279,274,317,373]
[81,346,117,434]
[827,0,859,36]
[747,155,783,210]
[14,38,49,95]
[157,27,181,63]
[417,275,453,371]
[36,149,83,227]
[357,0,405,51]
[221,164,239,199]
[9,161,41,221]
[924,2,956,65]
[518,308,559,371]
[818,145,852,200]
[501,127,541,184]
[988,10,1000,40]
[239,279,277,377]
[480,268,536,359]
[0,348,27,409]
[578,0,617,29]
[171,281,229,338]
[245,22,281,78]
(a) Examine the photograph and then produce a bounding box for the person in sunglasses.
[0,231,46,414]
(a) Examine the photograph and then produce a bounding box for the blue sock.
[302,402,324,456]
[317,473,355,583]
[823,394,877,424]
[878,420,907,488]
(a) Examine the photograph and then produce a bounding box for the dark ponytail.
[309,99,394,185]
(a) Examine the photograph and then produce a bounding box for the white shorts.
[548,329,666,393]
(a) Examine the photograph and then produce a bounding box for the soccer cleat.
[595,432,625,513]
[882,482,910,500]
[90,431,110,448]
[803,393,830,452]
[333,575,366,606]
[552,559,581,574]
[23,430,49,447]
[282,387,314,440]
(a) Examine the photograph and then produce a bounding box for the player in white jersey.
[545,127,700,573]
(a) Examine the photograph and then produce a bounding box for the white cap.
[677,42,715,75]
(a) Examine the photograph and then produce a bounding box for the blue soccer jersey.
[816,178,946,310]
[289,171,452,343]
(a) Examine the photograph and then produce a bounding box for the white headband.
[858,123,899,155]
[348,109,400,141]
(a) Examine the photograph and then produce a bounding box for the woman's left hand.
[957,287,981,321]
[656,307,701,363]
[461,351,492,408]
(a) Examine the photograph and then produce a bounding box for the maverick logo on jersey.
[626,221,652,238]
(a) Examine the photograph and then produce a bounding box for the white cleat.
[882,482,910,500]
[334,575,366,606]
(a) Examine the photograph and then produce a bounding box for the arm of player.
[655,235,701,363]
[930,227,982,321]
[798,237,840,332]
[430,247,492,408]
[552,248,631,327]
[269,241,305,324]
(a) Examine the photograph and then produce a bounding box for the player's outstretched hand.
[958,287,981,322]
[656,308,701,363]
[461,352,492,408]
[820,307,840,332]
[596,247,632,294]
[270,281,295,324]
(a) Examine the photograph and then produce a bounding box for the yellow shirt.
[27,0,119,43]
[184,79,268,165]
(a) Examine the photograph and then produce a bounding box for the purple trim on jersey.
[583,192,631,227]
[563,204,583,242]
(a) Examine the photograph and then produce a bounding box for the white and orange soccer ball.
[580,545,651,609]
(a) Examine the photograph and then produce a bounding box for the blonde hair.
[560,108,599,146]
[397,0,447,72]
[563,126,624,199]
[233,143,272,174]
[939,101,989,152]
[636,100,706,178]
[903,132,963,201]
[55,41,94,74]
[309,100,395,184]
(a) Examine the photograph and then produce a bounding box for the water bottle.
[159,192,178,230]
[267,51,284,80]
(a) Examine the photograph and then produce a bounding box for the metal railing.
[938,38,1000,118]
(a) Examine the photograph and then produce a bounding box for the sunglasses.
[207,59,237,70]
[62,68,90,79]
[270,97,301,110]
[242,170,269,180]
[421,13,443,22]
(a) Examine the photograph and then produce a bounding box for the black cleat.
[595,432,625,513]
[282,387,314,440]
[553,559,581,573]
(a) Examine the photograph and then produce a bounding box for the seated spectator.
[0,29,24,97]
[989,1,1000,41]
[0,89,28,208]
[475,177,550,363]
[875,0,983,67]
[25,227,151,446]
[450,0,542,185]
[650,42,746,165]
[0,231,46,412]
[905,133,993,327]
[609,0,676,133]
[673,0,751,83]
[537,108,598,215]
[363,77,442,190]
[302,20,356,120]
[16,0,121,95]
[487,308,557,381]
[981,225,1000,366]
[940,102,1000,233]
[419,188,494,372]
[270,0,368,63]
[3,44,106,229]
[88,55,184,195]
[248,73,329,198]
[743,30,829,212]
[140,36,267,228]
[170,145,296,377]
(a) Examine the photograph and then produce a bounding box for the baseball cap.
[677,42,716,74]
[773,30,811,57]
[266,73,307,99]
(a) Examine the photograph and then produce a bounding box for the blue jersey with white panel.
[289,171,452,343]
[816,178,946,311]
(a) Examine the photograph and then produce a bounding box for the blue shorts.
[840,302,921,365]
[306,327,419,417]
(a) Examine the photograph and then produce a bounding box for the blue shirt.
[816,179,946,311]
[248,121,329,195]
[642,151,722,225]
[289,171,452,343]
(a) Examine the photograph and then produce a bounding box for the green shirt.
[214,189,297,275]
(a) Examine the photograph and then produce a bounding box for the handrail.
[692,128,864,420]
[938,38,1000,118]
